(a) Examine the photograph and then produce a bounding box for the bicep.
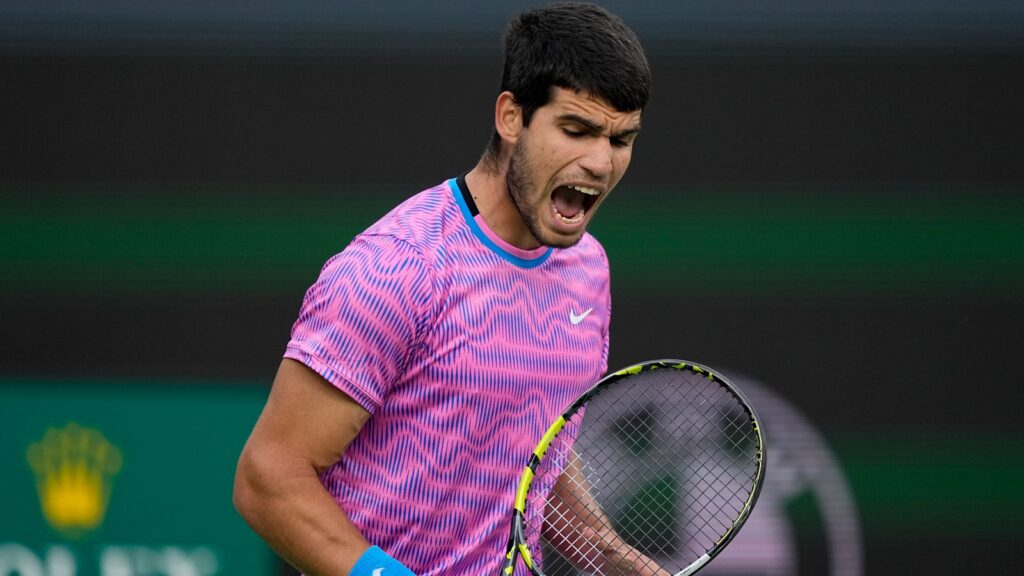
[244,358,370,475]
[234,360,375,575]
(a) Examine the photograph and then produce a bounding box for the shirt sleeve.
[284,233,434,412]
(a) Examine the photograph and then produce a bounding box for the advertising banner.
[0,381,275,576]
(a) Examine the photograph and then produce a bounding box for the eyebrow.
[558,113,642,139]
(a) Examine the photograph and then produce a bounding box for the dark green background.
[0,381,274,575]
[2,2,1022,574]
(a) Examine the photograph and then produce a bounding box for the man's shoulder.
[363,180,457,247]
[558,232,610,267]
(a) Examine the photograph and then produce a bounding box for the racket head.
[508,359,766,576]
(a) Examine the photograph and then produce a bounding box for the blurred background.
[1,1,1022,574]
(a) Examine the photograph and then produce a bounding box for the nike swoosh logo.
[372,569,385,576]
[569,307,594,325]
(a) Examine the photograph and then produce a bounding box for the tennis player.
[233,3,654,574]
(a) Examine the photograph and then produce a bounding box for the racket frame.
[500,359,766,576]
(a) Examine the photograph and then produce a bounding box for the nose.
[578,138,614,180]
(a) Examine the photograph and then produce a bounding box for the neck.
[465,163,541,250]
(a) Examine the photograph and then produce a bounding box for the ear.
[494,91,524,145]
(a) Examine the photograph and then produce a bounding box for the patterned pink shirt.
[285,178,610,575]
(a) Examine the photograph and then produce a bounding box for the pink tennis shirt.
[285,177,610,575]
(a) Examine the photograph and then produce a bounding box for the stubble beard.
[506,139,582,249]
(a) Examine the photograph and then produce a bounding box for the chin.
[542,231,586,249]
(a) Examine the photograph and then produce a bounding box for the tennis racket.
[500,359,765,576]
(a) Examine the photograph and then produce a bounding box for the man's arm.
[544,451,670,576]
[233,358,372,576]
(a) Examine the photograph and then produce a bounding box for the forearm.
[545,453,669,576]
[544,495,628,573]
[545,515,667,576]
[234,443,369,576]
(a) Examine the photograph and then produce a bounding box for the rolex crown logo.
[26,422,123,539]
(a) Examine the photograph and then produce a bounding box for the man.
[234,3,653,575]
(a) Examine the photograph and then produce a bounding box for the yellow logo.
[26,422,122,539]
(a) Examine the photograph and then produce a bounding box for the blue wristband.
[350,546,415,576]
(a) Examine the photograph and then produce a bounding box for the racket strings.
[526,366,762,575]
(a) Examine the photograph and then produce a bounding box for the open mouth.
[551,184,601,225]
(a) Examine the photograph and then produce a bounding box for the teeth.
[570,185,600,196]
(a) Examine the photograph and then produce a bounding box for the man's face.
[506,87,642,248]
